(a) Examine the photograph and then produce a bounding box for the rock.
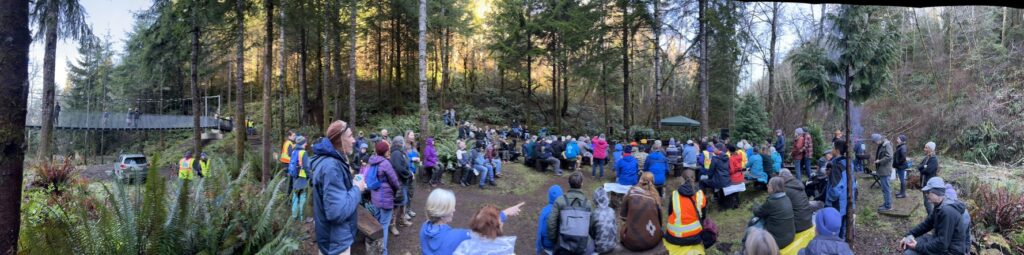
[979,248,1004,255]
[984,233,1012,254]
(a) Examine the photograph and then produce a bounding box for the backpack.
[556,195,592,255]
[363,164,382,191]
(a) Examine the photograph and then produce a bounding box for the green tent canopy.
[660,115,701,127]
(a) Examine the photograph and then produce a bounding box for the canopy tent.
[659,115,701,127]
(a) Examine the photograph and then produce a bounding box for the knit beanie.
[815,207,843,237]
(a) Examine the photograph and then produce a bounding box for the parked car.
[113,154,148,183]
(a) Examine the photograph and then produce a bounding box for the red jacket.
[729,153,745,184]
[792,135,806,161]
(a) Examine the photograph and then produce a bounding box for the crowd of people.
[264,117,970,255]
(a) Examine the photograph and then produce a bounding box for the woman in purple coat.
[363,142,403,255]
[423,137,441,187]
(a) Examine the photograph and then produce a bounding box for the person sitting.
[664,170,709,254]
[744,227,780,255]
[666,139,683,177]
[682,140,699,171]
[760,145,775,177]
[591,187,618,254]
[614,145,640,186]
[701,144,733,210]
[537,185,564,255]
[452,204,524,255]
[472,143,494,189]
[612,144,624,166]
[745,146,768,185]
[644,141,670,196]
[799,207,854,255]
[541,138,563,176]
[456,140,474,187]
[779,169,816,234]
[749,177,795,249]
[563,137,581,171]
[547,172,594,254]
[619,172,663,252]
[523,137,537,166]
[899,177,969,255]
[770,147,783,175]
[578,136,593,168]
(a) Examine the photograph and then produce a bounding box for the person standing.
[917,142,940,215]
[178,151,199,180]
[289,137,310,220]
[825,141,855,239]
[390,136,413,230]
[893,135,909,198]
[404,130,420,221]
[791,128,808,181]
[423,137,441,187]
[774,129,785,158]
[280,130,297,193]
[198,152,211,178]
[310,121,367,255]
[364,142,401,254]
[873,133,895,212]
[591,134,609,178]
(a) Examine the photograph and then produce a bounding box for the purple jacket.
[423,138,439,168]
[363,155,401,209]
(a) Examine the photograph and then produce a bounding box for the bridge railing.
[25,110,220,130]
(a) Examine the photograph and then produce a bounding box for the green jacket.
[547,189,592,243]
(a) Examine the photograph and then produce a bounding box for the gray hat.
[871,133,883,142]
[295,136,307,146]
[922,177,946,195]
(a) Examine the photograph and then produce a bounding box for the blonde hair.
[745,228,780,255]
[426,189,456,223]
[637,172,661,206]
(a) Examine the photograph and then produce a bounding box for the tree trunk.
[322,0,331,128]
[236,0,247,164]
[191,0,202,169]
[279,2,287,140]
[699,0,709,138]
[37,3,58,162]
[349,0,358,125]
[767,3,779,124]
[442,27,450,107]
[376,10,383,103]
[262,0,274,185]
[653,0,661,130]
[621,0,631,134]
[844,70,855,242]
[300,5,308,126]
[418,0,429,139]
[332,2,343,123]
[0,0,30,251]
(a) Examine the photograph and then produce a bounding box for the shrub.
[30,156,80,196]
[969,183,1024,235]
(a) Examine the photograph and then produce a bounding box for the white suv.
[113,154,149,183]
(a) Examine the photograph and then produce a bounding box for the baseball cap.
[921,177,946,196]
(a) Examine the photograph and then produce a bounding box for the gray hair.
[391,136,406,151]
[926,142,936,151]
[779,169,793,178]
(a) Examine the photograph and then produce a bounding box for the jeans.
[896,168,907,196]
[291,190,307,220]
[879,175,892,209]
[478,165,493,186]
[592,158,606,177]
[489,159,502,175]
[853,159,864,173]
[373,208,394,255]
[794,158,807,180]
[543,157,562,175]
[801,158,811,180]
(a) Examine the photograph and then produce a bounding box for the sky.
[28,0,151,101]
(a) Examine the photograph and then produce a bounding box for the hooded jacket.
[708,153,732,189]
[537,185,564,254]
[612,144,624,163]
[364,155,401,209]
[784,177,815,233]
[825,157,855,216]
[799,234,854,255]
[390,140,413,182]
[453,232,517,255]
[771,151,783,173]
[874,139,894,176]
[619,185,663,251]
[682,144,699,165]
[753,192,796,248]
[590,188,618,253]
[907,198,969,254]
[420,221,472,255]
[592,137,609,160]
[644,151,669,186]
[423,138,439,168]
[309,138,362,255]
[615,154,640,186]
[729,152,745,184]
[745,152,767,184]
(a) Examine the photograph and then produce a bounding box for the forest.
[2,0,1024,254]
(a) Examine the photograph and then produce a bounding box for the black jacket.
[783,177,814,233]
[917,155,939,182]
[907,199,968,254]
[753,192,795,248]
[708,154,731,189]
[391,147,412,182]
[893,143,908,170]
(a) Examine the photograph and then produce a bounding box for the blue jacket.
[825,157,856,216]
[612,144,624,164]
[799,234,853,255]
[745,153,768,184]
[420,222,471,255]
[615,155,639,186]
[644,151,669,185]
[408,150,420,174]
[309,138,362,255]
[564,142,580,159]
[708,153,731,189]
[288,147,310,177]
[682,144,699,165]
[537,185,564,254]
[771,151,783,173]
[774,135,785,154]
[542,142,555,159]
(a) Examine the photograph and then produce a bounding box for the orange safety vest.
[178,158,195,180]
[666,189,706,239]
[279,140,294,163]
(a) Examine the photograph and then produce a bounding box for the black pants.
[427,166,443,184]
[460,165,475,184]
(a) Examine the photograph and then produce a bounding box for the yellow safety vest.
[702,151,712,169]
[738,150,748,168]
[297,150,308,178]
[279,140,294,163]
[178,158,195,180]
[200,159,210,177]
[666,190,706,239]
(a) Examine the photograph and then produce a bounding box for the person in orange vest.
[178,151,202,180]
[664,169,710,253]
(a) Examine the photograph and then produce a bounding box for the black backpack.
[556,195,593,255]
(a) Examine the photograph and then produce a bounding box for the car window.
[125,157,148,165]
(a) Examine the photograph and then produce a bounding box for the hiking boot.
[390,225,401,236]
[878,206,893,212]
[407,210,416,218]
[488,181,497,186]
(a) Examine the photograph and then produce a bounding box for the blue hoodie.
[615,154,639,186]
[644,151,669,185]
[682,144,699,165]
[612,144,624,164]
[420,222,471,255]
[309,138,362,255]
[745,152,767,184]
[537,185,564,254]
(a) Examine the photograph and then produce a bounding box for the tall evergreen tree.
[0,0,31,252]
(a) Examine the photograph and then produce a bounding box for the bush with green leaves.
[18,156,300,254]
